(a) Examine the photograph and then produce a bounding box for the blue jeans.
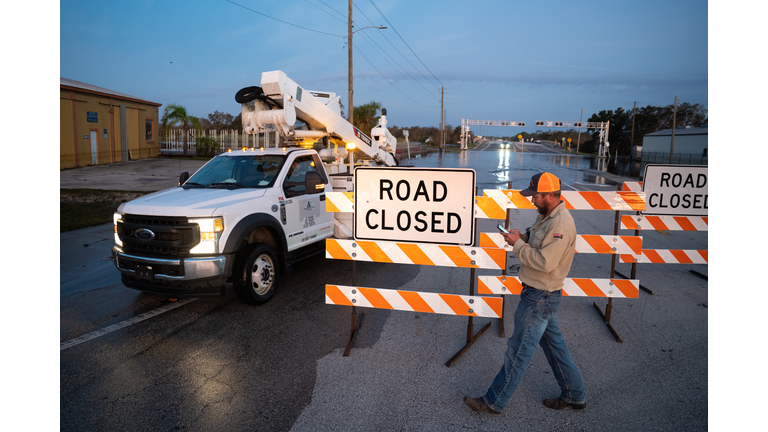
[483,287,586,411]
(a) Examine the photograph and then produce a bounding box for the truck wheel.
[234,244,279,305]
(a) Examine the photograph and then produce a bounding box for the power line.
[367,0,443,89]
[225,0,344,38]
[352,4,437,100]
[354,45,438,109]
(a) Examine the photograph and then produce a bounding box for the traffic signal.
[519,122,525,127]
[535,121,543,126]
[555,122,563,126]
[574,122,582,127]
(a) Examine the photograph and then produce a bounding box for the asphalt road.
[59,149,708,431]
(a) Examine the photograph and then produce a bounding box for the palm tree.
[353,101,382,134]
[162,103,202,155]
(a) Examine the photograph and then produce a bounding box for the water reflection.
[406,149,641,190]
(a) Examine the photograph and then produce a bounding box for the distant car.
[500,141,509,149]
[534,139,541,144]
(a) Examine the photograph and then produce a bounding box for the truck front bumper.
[112,246,230,297]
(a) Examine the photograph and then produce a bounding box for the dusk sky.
[59,0,708,134]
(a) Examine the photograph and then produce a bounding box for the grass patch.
[60,189,150,232]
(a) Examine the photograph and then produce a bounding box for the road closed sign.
[642,164,708,216]
[354,167,476,245]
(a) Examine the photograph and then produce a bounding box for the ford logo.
[135,228,155,242]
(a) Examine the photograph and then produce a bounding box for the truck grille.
[118,214,200,257]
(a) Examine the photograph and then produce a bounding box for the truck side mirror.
[304,171,325,193]
[179,172,190,186]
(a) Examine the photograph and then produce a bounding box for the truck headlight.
[113,212,123,247]
[189,217,224,254]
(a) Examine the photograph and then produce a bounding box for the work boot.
[463,396,501,414]
[543,397,586,410]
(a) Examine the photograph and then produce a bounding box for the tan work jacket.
[512,201,576,292]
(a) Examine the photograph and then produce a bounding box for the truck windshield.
[184,155,286,189]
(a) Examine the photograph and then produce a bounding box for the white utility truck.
[112,71,398,304]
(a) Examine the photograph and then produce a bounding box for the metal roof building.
[642,125,708,165]
[60,78,162,168]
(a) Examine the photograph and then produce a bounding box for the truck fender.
[223,213,287,260]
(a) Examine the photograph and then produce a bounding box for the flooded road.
[400,141,632,191]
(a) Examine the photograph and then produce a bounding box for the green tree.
[162,103,202,155]
[353,101,382,133]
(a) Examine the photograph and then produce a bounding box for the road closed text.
[354,168,476,245]
[365,180,462,233]
[643,165,708,216]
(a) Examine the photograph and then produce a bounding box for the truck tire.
[234,243,279,305]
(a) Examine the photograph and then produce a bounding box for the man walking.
[464,172,586,414]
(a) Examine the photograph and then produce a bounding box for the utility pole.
[440,87,444,151]
[347,0,353,125]
[669,96,677,164]
[630,101,636,158]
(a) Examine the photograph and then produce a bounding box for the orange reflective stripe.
[644,249,664,263]
[621,215,640,230]
[581,235,613,254]
[612,279,639,297]
[572,279,606,297]
[478,233,495,248]
[325,239,351,260]
[476,196,507,219]
[675,217,696,231]
[503,277,523,294]
[439,245,473,267]
[439,293,475,316]
[702,217,708,226]
[325,285,353,306]
[579,191,613,210]
[396,243,435,266]
[502,190,536,209]
[488,248,507,270]
[325,200,341,213]
[482,297,504,318]
[670,250,693,264]
[358,287,394,310]
[358,241,393,263]
[647,217,669,231]
[699,250,708,262]
[399,291,435,314]
[619,191,646,211]
[625,236,643,254]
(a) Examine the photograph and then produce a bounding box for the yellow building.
[60,78,162,168]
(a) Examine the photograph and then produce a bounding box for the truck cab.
[112,148,333,304]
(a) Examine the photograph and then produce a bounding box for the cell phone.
[497,224,510,234]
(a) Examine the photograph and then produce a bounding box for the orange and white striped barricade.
[620,173,708,283]
[326,239,506,270]
[325,285,503,318]
[325,177,505,362]
[621,215,708,232]
[479,233,642,255]
[620,249,708,265]
[476,189,646,218]
[477,276,640,298]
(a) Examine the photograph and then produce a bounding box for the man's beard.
[536,203,547,215]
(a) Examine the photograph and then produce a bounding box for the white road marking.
[60,298,198,351]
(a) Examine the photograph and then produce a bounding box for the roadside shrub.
[195,136,220,157]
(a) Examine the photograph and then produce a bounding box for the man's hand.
[501,228,522,245]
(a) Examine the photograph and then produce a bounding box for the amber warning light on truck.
[354,167,476,245]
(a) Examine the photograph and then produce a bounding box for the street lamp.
[348,0,386,126]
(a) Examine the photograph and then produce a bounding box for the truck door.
[281,153,333,251]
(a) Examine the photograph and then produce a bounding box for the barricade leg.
[343,261,364,357]
[593,185,624,343]
[446,189,493,367]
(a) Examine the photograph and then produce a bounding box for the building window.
[146,119,154,142]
